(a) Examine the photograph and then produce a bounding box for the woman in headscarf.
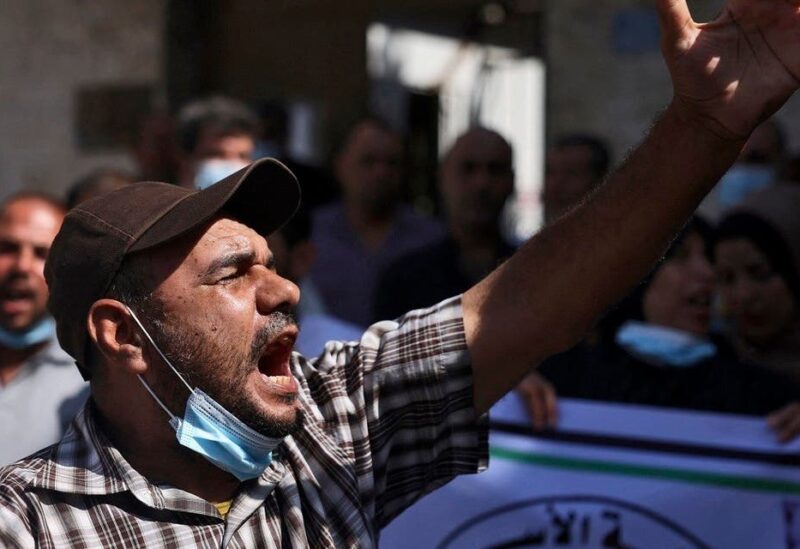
[714,184,800,384]
[536,216,800,440]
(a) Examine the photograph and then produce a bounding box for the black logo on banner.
[437,495,709,549]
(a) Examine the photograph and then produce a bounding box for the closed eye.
[207,251,277,284]
[219,269,245,283]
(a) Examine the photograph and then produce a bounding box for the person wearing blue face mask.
[175,96,259,189]
[699,118,787,221]
[0,193,87,464]
[539,217,800,441]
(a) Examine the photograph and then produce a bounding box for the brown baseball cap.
[45,158,300,378]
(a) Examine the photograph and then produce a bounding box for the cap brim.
[130,158,300,253]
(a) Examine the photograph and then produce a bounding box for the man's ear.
[87,299,147,375]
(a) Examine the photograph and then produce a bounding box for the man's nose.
[11,247,35,275]
[255,269,301,314]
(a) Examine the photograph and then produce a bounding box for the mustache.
[249,309,298,361]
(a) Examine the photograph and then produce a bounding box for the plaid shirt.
[0,297,487,548]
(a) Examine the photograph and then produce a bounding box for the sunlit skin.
[0,198,64,333]
[642,232,714,336]
[715,238,797,348]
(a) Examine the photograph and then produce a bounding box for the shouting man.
[2,1,800,546]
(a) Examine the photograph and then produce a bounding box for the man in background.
[374,127,558,429]
[309,117,444,326]
[0,193,86,464]
[700,118,787,221]
[176,96,260,189]
[542,134,611,224]
[374,127,516,320]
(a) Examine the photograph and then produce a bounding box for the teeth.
[260,374,293,387]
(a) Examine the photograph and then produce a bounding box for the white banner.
[380,395,800,548]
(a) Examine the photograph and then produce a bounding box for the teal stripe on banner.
[491,446,800,495]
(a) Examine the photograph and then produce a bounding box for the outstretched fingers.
[657,0,694,41]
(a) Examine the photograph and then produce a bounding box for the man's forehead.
[347,123,400,153]
[1,198,63,224]
[449,131,511,162]
[194,218,277,273]
[0,201,63,239]
[145,215,267,278]
[193,216,266,252]
[149,214,266,260]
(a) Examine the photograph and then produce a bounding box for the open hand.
[658,0,800,139]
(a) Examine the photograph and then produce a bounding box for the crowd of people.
[0,0,799,545]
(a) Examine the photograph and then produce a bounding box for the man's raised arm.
[464,0,800,414]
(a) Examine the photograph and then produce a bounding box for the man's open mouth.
[0,287,36,312]
[256,331,297,390]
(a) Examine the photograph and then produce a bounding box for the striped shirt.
[0,297,488,548]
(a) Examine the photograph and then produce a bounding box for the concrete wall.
[0,1,164,200]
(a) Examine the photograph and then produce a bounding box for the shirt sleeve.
[358,296,489,527]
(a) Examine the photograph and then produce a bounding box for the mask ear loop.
[126,306,193,426]
[136,376,179,426]
[126,306,193,392]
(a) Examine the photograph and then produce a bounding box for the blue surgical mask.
[615,321,717,367]
[127,307,282,481]
[0,316,55,350]
[194,159,250,190]
[717,164,775,209]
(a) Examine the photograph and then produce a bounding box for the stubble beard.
[149,310,303,439]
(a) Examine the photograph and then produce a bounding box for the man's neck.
[93,393,241,503]
[0,342,46,386]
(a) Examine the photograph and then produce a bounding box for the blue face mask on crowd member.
[194,159,250,190]
[616,321,717,368]
[127,307,282,481]
[0,316,56,350]
[717,164,775,209]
